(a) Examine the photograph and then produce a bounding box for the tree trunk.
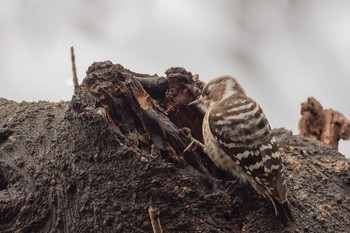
[0,61,349,233]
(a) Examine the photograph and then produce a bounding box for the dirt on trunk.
[0,61,349,233]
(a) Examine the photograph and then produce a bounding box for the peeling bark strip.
[299,97,350,150]
[0,62,350,232]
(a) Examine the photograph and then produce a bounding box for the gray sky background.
[1,0,350,156]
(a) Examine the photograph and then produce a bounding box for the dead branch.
[299,97,350,150]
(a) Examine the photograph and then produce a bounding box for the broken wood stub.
[148,206,163,233]
[299,97,350,150]
[77,61,224,177]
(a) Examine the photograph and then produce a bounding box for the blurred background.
[1,0,349,156]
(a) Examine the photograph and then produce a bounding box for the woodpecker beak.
[188,99,199,106]
[188,97,207,114]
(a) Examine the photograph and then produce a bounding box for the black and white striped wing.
[208,95,287,202]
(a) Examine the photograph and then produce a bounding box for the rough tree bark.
[0,61,349,233]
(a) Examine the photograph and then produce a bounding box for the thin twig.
[148,206,163,233]
[70,46,79,94]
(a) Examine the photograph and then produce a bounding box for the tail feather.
[275,200,295,226]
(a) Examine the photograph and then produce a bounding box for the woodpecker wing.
[208,94,287,203]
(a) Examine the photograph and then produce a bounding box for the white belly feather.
[202,112,249,183]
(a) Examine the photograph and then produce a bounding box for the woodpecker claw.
[181,127,205,154]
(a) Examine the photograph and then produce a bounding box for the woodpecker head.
[189,75,245,113]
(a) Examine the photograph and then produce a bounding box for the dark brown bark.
[0,61,349,232]
[299,97,350,150]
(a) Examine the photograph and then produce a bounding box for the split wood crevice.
[0,61,349,232]
[77,61,228,179]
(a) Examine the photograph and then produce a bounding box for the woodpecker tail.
[275,199,295,226]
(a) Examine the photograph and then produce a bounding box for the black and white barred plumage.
[190,75,294,225]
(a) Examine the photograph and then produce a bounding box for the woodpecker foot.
[181,127,205,154]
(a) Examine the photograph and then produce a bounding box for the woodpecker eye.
[204,89,210,96]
